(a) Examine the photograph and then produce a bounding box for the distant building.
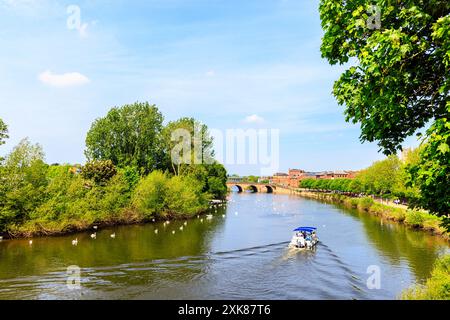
[272,172,290,186]
[271,168,358,188]
[228,176,244,183]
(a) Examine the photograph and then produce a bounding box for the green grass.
[402,254,450,300]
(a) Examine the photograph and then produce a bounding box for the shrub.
[405,210,426,228]
[131,171,169,219]
[358,197,374,211]
[402,255,450,300]
[81,160,117,185]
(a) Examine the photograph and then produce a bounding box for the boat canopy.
[293,227,317,232]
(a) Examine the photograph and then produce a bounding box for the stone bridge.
[226,182,299,195]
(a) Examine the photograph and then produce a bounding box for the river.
[0,192,448,300]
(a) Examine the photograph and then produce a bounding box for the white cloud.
[38,71,90,88]
[244,114,265,124]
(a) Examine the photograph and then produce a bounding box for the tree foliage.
[319,1,449,219]
[320,0,449,153]
[0,118,8,148]
[300,153,420,199]
[408,114,450,227]
[161,117,215,176]
[0,105,227,235]
[81,160,117,186]
[85,102,165,174]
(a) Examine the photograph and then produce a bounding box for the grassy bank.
[298,191,448,239]
[0,163,223,239]
[401,254,450,300]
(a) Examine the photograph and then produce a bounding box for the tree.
[320,1,450,220]
[0,118,8,147]
[85,102,165,174]
[161,117,214,176]
[408,116,450,229]
[0,138,48,230]
[320,1,449,153]
[0,118,8,162]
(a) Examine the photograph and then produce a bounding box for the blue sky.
[0,0,418,175]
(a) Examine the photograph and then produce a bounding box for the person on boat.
[297,233,305,248]
[311,231,318,243]
[305,233,312,248]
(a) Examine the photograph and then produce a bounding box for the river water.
[0,193,448,300]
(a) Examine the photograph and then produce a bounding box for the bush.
[131,171,209,219]
[165,175,209,216]
[405,210,426,228]
[358,197,374,211]
[81,160,117,185]
[132,171,169,219]
[402,255,450,300]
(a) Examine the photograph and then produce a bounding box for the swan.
[154,229,158,234]
[29,240,33,245]
[110,233,116,238]
[72,238,78,246]
[91,233,96,239]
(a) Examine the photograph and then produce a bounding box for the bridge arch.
[226,182,277,194]
[230,185,243,193]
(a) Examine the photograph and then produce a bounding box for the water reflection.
[0,194,447,300]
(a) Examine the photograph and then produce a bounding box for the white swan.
[110,233,116,238]
[72,238,78,246]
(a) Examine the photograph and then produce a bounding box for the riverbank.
[402,254,450,300]
[0,202,226,240]
[297,191,449,240]
[0,165,227,240]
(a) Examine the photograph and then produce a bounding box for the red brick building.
[271,169,358,188]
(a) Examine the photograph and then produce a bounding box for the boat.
[288,227,318,250]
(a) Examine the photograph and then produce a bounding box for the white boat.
[288,227,319,250]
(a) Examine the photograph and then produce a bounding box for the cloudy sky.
[0,0,418,175]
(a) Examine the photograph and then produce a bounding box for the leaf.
[437,143,450,154]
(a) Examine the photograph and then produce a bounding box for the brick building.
[271,169,358,188]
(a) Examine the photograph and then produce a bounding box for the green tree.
[0,139,48,231]
[82,160,117,186]
[0,118,8,150]
[85,102,165,174]
[320,0,449,153]
[319,0,450,220]
[408,116,450,229]
[161,117,214,176]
